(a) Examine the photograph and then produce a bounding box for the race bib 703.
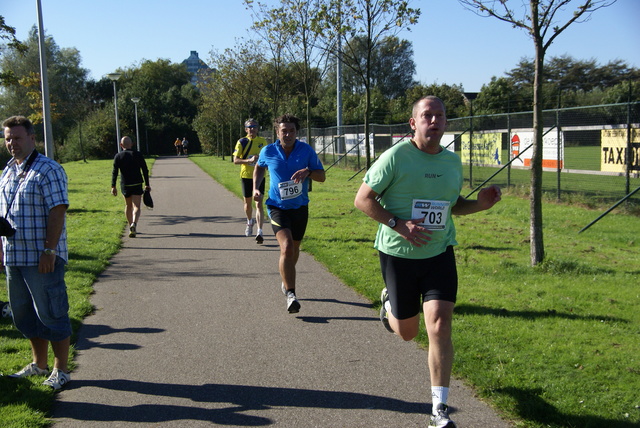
[411,199,450,230]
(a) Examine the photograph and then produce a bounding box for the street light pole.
[131,97,141,151]
[36,0,54,158]
[107,72,122,152]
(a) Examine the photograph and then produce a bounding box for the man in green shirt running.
[355,95,501,428]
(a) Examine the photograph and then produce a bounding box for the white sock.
[431,386,449,412]
[257,228,263,235]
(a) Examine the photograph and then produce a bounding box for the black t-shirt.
[111,149,149,187]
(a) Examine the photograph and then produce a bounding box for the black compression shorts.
[379,246,458,320]
[267,205,309,241]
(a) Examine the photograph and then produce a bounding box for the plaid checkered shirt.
[0,151,69,265]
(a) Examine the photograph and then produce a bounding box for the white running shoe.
[429,403,457,428]
[286,291,300,313]
[42,368,71,390]
[379,288,394,333]
[8,362,49,378]
[245,219,254,237]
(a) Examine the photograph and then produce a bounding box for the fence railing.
[298,102,640,207]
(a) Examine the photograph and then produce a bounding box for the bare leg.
[131,194,143,224]
[30,337,49,370]
[275,229,301,291]
[51,336,70,372]
[255,199,264,230]
[243,197,253,223]
[124,196,134,225]
[386,310,420,342]
[424,300,455,387]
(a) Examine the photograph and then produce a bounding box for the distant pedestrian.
[1,116,72,390]
[174,138,182,156]
[182,137,189,156]
[253,114,325,313]
[111,136,151,238]
[233,119,267,243]
[354,96,501,428]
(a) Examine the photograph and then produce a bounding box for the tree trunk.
[530,4,545,266]
[364,85,371,169]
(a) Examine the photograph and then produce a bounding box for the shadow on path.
[55,379,429,425]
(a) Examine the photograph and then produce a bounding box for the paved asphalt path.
[52,156,511,427]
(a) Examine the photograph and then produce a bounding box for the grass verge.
[191,154,640,428]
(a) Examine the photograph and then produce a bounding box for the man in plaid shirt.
[1,116,71,390]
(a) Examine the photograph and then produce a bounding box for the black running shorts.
[241,177,265,198]
[122,183,144,198]
[379,246,458,320]
[267,205,309,241]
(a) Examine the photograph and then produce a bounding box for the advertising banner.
[442,134,456,152]
[600,128,640,172]
[461,133,502,165]
[510,131,564,169]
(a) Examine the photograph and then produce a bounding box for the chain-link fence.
[301,102,640,208]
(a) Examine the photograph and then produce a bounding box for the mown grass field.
[191,154,640,428]
[1,154,638,427]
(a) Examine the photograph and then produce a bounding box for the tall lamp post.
[131,97,141,151]
[107,72,122,152]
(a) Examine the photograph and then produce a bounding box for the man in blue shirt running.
[253,114,325,313]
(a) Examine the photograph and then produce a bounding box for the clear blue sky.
[3,0,639,93]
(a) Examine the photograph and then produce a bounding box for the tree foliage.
[318,0,420,167]
[60,59,200,161]
[0,15,27,86]
[0,26,90,146]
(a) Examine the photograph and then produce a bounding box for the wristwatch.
[43,248,56,256]
[387,216,399,229]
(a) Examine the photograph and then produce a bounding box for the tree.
[0,15,26,85]
[317,35,419,124]
[459,0,616,266]
[196,41,272,156]
[0,27,90,147]
[247,0,331,147]
[319,0,420,168]
[328,35,416,99]
[60,59,199,161]
[112,59,199,155]
[475,76,530,114]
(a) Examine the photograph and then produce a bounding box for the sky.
[2,0,639,93]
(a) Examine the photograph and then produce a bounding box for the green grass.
[0,158,154,427]
[192,154,640,428]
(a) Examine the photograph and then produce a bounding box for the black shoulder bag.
[1,150,39,237]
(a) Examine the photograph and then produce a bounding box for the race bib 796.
[279,180,302,200]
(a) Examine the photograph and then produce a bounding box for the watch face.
[388,217,396,228]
